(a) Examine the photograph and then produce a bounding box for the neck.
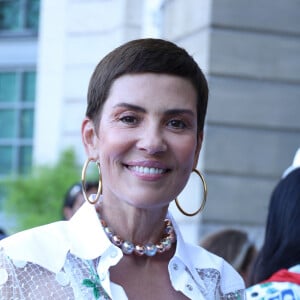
[97,199,169,244]
[98,207,176,257]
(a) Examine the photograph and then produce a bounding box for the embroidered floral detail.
[82,261,110,300]
[196,268,245,299]
[196,268,221,297]
[82,278,101,299]
[221,290,245,300]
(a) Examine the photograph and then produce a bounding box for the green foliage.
[3,148,81,233]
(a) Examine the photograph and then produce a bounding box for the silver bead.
[165,225,174,234]
[162,237,172,250]
[104,227,113,238]
[122,241,134,254]
[145,243,157,256]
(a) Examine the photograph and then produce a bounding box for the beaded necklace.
[100,218,176,257]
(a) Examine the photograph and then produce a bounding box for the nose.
[136,124,167,155]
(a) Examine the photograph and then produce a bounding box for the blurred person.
[201,228,257,286]
[246,147,300,299]
[0,38,245,299]
[0,228,7,240]
[63,181,98,220]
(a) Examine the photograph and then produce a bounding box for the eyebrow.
[164,109,195,117]
[114,103,195,116]
[113,103,146,113]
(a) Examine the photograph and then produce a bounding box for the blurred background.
[0,0,299,246]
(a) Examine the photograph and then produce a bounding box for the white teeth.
[131,166,164,174]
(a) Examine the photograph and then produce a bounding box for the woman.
[0,38,245,299]
[247,164,300,299]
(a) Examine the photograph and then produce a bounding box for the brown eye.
[119,115,139,125]
[167,119,186,129]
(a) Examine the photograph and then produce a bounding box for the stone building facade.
[1,0,300,244]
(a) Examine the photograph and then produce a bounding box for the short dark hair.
[86,38,208,133]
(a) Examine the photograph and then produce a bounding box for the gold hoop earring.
[175,168,207,217]
[81,158,102,204]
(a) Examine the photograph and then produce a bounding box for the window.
[0,0,40,34]
[0,70,36,176]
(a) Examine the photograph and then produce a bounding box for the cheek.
[98,132,131,163]
[174,137,198,165]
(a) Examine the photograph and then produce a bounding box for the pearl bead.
[112,235,122,246]
[122,241,134,254]
[134,245,145,256]
[162,238,172,250]
[145,243,157,256]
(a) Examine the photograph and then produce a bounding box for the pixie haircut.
[86,38,208,132]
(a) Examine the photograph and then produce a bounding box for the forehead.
[104,73,197,110]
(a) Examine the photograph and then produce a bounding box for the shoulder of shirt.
[0,220,68,246]
[0,220,70,273]
[0,202,117,273]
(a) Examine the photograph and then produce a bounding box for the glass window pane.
[19,145,32,174]
[0,72,18,102]
[20,109,34,138]
[25,0,40,30]
[23,71,36,102]
[0,109,17,138]
[0,146,13,175]
[0,1,21,30]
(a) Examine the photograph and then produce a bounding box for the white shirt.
[0,201,245,299]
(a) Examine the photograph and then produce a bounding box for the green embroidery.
[82,260,110,300]
[82,278,101,299]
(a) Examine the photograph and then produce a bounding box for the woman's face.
[82,73,202,209]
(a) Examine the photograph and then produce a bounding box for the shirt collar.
[1,200,120,273]
[1,201,198,279]
[67,200,114,259]
[167,211,207,294]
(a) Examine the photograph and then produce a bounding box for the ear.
[81,117,99,159]
[193,131,203,169]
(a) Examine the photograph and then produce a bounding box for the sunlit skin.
[82,73,203,299]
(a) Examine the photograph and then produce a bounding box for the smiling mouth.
[126,165,168,175]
